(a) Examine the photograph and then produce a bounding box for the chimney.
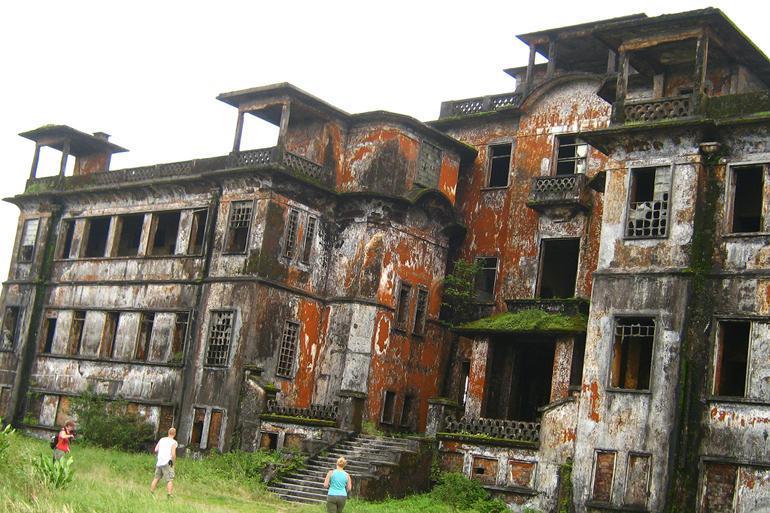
[93,131,111,141]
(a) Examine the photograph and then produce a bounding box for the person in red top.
[53,420,75,461]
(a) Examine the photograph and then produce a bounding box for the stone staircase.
[268,434,417,504]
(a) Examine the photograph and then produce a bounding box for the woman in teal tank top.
[324,456,352,512]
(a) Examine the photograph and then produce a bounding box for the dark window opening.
[83,217,111,258]
[731,165,763,233]
[134,312,154,361]
[260,431,279,450]
[26,394,44,425]
[484,338,555,421]
[400,395,415,428]
[538,239,580,298]
[58,220,75,260]
[459,360,471,407]
[149,212,180,256]
[475,257,498,302]
[714,321,750,397]
[701,462,738,513]
[416,141,442,188]
[300,216,317,264]
[208,409,224,451]
[283,209,300,259]
[206,311,234,367]
[224,201,252,254]
[395,283,412,330]
[191,407,206,447]
[171,312,189,361]
[40,315,57,354]
[570,336,586,389]
[69,310,86,355]
[381,390,396,424]
[188,209,208,255]
[1,307,20,352]
[276,321,299,378]
[611,318,655,390]
[488,144,511,187]
[158,406,175,436]
[413,288,428,336]
[18,219,39,263]
[101,312,119,358]
[556,136,588,175]
[626,167,670,238]
[115,214,144,257]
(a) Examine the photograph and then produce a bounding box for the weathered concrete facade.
[3,7,770,512]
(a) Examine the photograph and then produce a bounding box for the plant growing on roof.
[442,259,481,326]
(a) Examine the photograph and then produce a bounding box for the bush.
[33,454,75,489]
[191,449,304,485]
[0,419,14,461]
[442,260,481,326]
[432,472,489,511]
[70,391,155,452]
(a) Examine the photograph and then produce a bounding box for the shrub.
[33,454,75,489]
[432,472,489,511]
[442,260,481,326]
[183,448,304,487]
[0,420,14,461]
[70,391,155,452]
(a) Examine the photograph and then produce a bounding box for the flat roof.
[19,125,127,155]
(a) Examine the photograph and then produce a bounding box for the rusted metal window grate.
[283,209,300,259]
[611,317,655,390]
[206,311,234,367]
[300,216,317,264]
[626,167,671,238]
[276,321,299,377]
[416,141,442,188]
[225,201,252,253]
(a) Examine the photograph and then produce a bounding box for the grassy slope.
[1,433,455,513]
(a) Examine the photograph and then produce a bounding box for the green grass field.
[0,431,465,513]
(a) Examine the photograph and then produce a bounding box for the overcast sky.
[1,1,768,279]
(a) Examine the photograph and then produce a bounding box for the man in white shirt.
[150,427,178,498]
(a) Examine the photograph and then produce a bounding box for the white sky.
[1,1,768,279]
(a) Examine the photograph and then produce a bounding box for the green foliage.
[362,420,385,436]
[431,472,501,512]
[442,260,481,326]
[70,391,155,452]
[33,454,75,489]
[0,420,14,461]
[458,309,587,334]
[185,449,304,485]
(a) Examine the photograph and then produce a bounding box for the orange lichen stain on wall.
[438,155,459,205]
[374,311,391,355]
[584,381,601,422]
[292,299,322,408]
[377,250,395,306]
[559,428,577,444]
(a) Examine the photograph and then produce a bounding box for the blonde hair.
[336,457,347,468]
[168,427,177,437]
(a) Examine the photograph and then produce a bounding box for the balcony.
[623,95,692,123]
[526,173,590,216]
[440,416,540,446]
[23,147,329,195]
[438,92,522,119]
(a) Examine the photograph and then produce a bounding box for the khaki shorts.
[154,464,175,481]
[52,449,67,461]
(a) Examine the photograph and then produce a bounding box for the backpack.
[49,433,58,449]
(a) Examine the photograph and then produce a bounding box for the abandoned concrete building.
[2,6,770,512]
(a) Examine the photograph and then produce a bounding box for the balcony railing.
[623,95,692,123]
[24,147,329,194]
[527,173,590,214]
[265,400,338,422]
[443,416,540,444]
[439,92,522,119]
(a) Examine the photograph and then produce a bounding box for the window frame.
[223,200,254,255]
[205,310,235,368]
[0,306,21,352]
[380,390,397,425]
[56,218,76,260]
[68,310,87,356]
[623,164,674,240]
[18,218,40,264]
[394,281,412,332]
[416,140,442,189]
[412,287,429,336]
[81,216,112,258]
[187,208,209,256]
[725,161,769,235]
[474,256,498,303]
[554,135,588,176]
[147,211,182,257]
[485,142,512,188]
[282,208,301,260]
[608,316,657,393]
[711,318,753,399]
